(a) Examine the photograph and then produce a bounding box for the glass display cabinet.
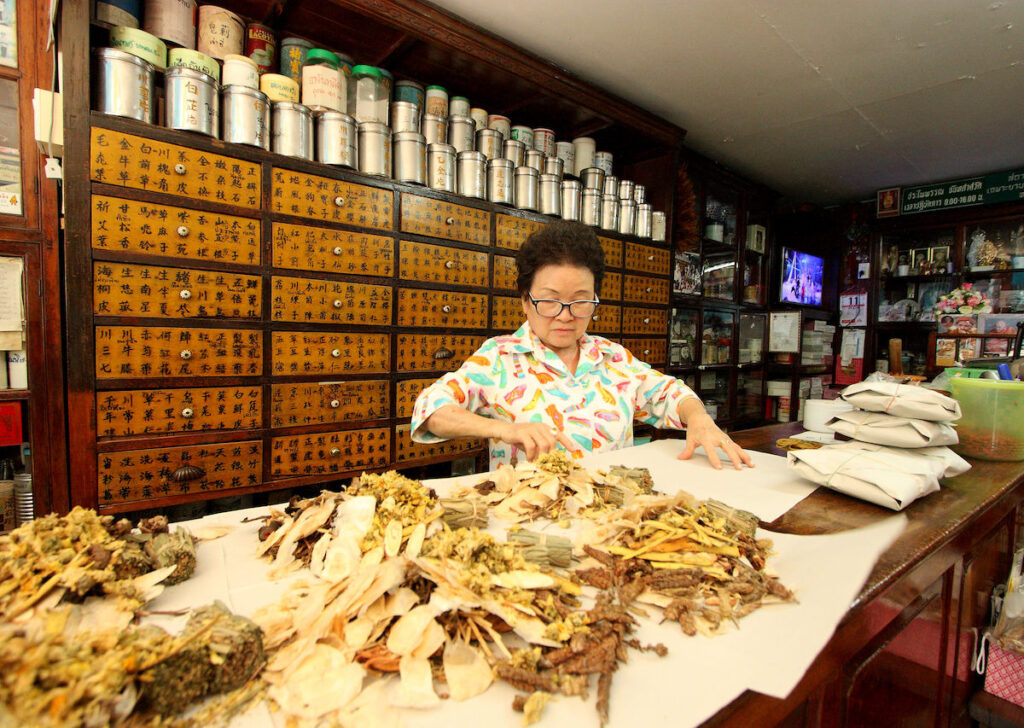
[701,310,735,365]
[702,253,737,301]
[736,370,765,422]
[669,308,699,368]
[877,227,955,322]
[738,312,765,365]
[697,369,732,421]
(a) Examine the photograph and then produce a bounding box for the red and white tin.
[487,114,511,139]
[197,5,243,60]
[143,0,196,49]
[533,127,555,156]
[245,23,276,74]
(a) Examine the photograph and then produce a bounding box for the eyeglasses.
[527,293,600,318]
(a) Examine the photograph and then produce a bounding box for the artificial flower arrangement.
[934,282,992,315]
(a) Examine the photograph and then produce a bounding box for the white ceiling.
[428,0,1024,205]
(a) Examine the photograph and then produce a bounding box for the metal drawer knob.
[445,260,455,269]
[592,315,600,321]
[180,289,191,300]
[181,408,193,418]
[445,216,455,225]
[434,347,454,360]
[442,305,452,314]
[332,299,343,309]
[330,399,340,408]
[647,254,655,261]
[643,317,651,324]
[643,349,651,356]
[331,349,341,358]
[333,246,343,256]
[174,163,187,175]
[334,196,346,207]
[170,464,204,482]
[645,287,653,293]
[330,447,341,457]
[177,225,189,237]
[180,349,192,360]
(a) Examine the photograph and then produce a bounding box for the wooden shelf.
[963,267,1024,276]
[0,390,29,401]
[881,273,954,283]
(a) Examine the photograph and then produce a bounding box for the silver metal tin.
[560,180,582,222]
[447,115,475,154]
[633,184,647,204]
[476,128,502,161]
[93,47,156,123]
[272,101,314,160]
[427,143,457,193]
[539,173,561,217]
[316,110,357,167]
[618,198,637,236]
[502,139,526,168]
[487,158,514,206]
[618,179,636,201]
[222,85,269,149]
[600,193,619,231]
[166,66,220,138]
[581,188,602,226]
[580,167,605,191]
[514,166,540,212]
[602,174,619,196]
[594,151,614,175]
[422,114,447,145]
[358,121,392,177]
[543,156,564,180]
[651,211,667,242]
[635,203,653,239]
[555,141,575,178]
[525,149,544,173]
[457,151,486,199]
[391,101,420,133]
[393,131,426,185]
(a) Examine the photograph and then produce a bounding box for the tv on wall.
[779,247,824,306]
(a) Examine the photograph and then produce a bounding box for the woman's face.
[521,264,596,355]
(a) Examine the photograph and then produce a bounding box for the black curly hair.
[515,220,605,296]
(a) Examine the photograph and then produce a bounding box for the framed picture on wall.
[929,245,950,273]
[911,247,931,273]
[745,224,766,254]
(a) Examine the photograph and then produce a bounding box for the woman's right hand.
[497,421,579,462]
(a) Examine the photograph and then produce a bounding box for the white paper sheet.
[0,257,24,332]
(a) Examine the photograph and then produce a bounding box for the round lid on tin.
[540,173,560,182]
[449,114,473,123]
[352,64,382,77]
[428,143,456,153]
[397,79,423,88]
[358,120,391,133]
[476,128,501,137]
[561,179,582,190]
[393,131,426,142]
[305,48,340,67]
[637,203,653,211]
[281,37,314,48]
[224,53,257,67]
[457,150,485,161]
[223,84,268,101]
[94,46,156,71]
[451,95,469,102]
[426,85,447,92]
[315,110,355,123]
[273,101,313,116]
[515,166,540,177]
[166,65,218,85]
[488,158,514,169]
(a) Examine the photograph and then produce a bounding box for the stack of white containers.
[787,381,971,510]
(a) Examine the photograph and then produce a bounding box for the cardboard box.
[985,643,1024,707]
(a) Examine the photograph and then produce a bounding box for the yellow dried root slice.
[267,642,365,720]
[394,654,441,708]
[443,639,494,701]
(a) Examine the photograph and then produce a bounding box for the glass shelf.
[669,308,699,367]
[702,309,734,365]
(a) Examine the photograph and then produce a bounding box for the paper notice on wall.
[840,328,864,366]
[839,292,868,327]
[0,256,24,332]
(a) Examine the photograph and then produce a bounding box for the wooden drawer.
[272,332,390,376]
[95,326,262,379]
[496,214,544,251]
[491,295,524,331]
[601,271,621,302]
[394,423,482,463]
[622,274,670,305]
[270,427,390,477]
[493,254,517,291]
[622,338,668,365]
[97,386,262,438]
[598,236,623,268]
[397,334,486,372]
[590,304,621,335]
[397,289,488,329]
[622,307,668,335]
[271,167,392,230]
[395,378,435,418]
[94,262,262,319]
[270,381,389,428]
[398,240,489,287]
[271,276,392,325]
[400,194,491,246]
[92,195,260,265]
[98,440,262,507]
[90,128,261,209]
[272,222,394,277]
[625,242,671,275]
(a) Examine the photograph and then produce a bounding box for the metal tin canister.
[391,101,420,133]
[110,25,168,68]
[618,179,636,201]
[447,115,475,153]
[168,48,218,82]
[561,180,582,222]
[594,151,614,175]
[511,125,533,148]
[635,203,653,239]
[600,193,619,231]
[469,107,488,130]
[393,131,427,185]
[457,151,486,199]
[555,141,575,178]
[502,139,525,168]
[222,54,258,88]
[97,0,142,28]
[427,143,456,193]
[222,85,269,149]
[543,156,564,180]
[602,174,619,196]
[524,149,544,173]
[618,198,637,236]
[573,136,595,176]
[581,188,601,226]
[197,5,243,60]
[143,0,196,49]
[449,96,470,118]
[245,23,275,74]
[514,166,540,212]
[317,111,357,167]
[651,211,667,242]
[476,129,502,161]
[425,86,448,118]
[396,80,425,108]
[279,37,312,84]
[358,121,391,177]
[633,184,647,204]
[422,114,447,145]
[539,173,561,217]
[533,128,555,156]
[272,101,314,160]
[166,65,219,137]
[487,158,514,206]
[580,167,605,191]
[260,73,298,102]
[92,47,156,123]
[487,114,511,138]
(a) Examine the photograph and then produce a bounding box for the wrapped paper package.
[826,409,959,448]
[839,381,962,422]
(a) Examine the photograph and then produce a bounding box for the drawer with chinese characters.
[495,214,544,251]
[270,276,392,325]
[491,296,524,332]
[271,167,393,230]
[624,242,671,276]
[396,334,487,372]
[597,236,623,268]
[395,378,436,418]
[398,240,489,287]
[270,381,389,428]
[95,325,263,379]
[92,195,261,266]
[601,271,622,302]
[622,274,670,305]
[394,424,482,463]
[93,262,262,319]
[271,222,394,277]
[621,307,668,335]
[397,289,488,329]
[622,338,668,365]
[271,332,390,376]
[400,194,491,246]
[270,427,390,477]
[493,254,518,291]
[589,305,621,335]
[97,386,262,438]
[97,440,263,508]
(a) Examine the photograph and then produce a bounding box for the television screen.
[780,248,824,306]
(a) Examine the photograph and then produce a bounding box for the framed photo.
[980,314,1024,356]
[929,245,950,273]
[745,224,766,254]
[911,247,931,273]
[672,252,701,295]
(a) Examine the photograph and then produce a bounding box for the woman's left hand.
[678,411,754,470]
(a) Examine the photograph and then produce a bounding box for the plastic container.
[950,378,1024,461]
[302,48,344,112]
[350,65,388,124]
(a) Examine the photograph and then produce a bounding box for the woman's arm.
[425,404,578,462]
[676,397,753,470]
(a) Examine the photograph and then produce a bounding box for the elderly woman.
[411,220,752,470]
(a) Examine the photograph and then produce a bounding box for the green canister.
[395,79,424,108]
[950,378,1024,461]
[279,36,312,84]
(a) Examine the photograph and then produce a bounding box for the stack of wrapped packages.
[787,380,971,510]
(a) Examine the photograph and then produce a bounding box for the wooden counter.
[704,423,1024,727]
